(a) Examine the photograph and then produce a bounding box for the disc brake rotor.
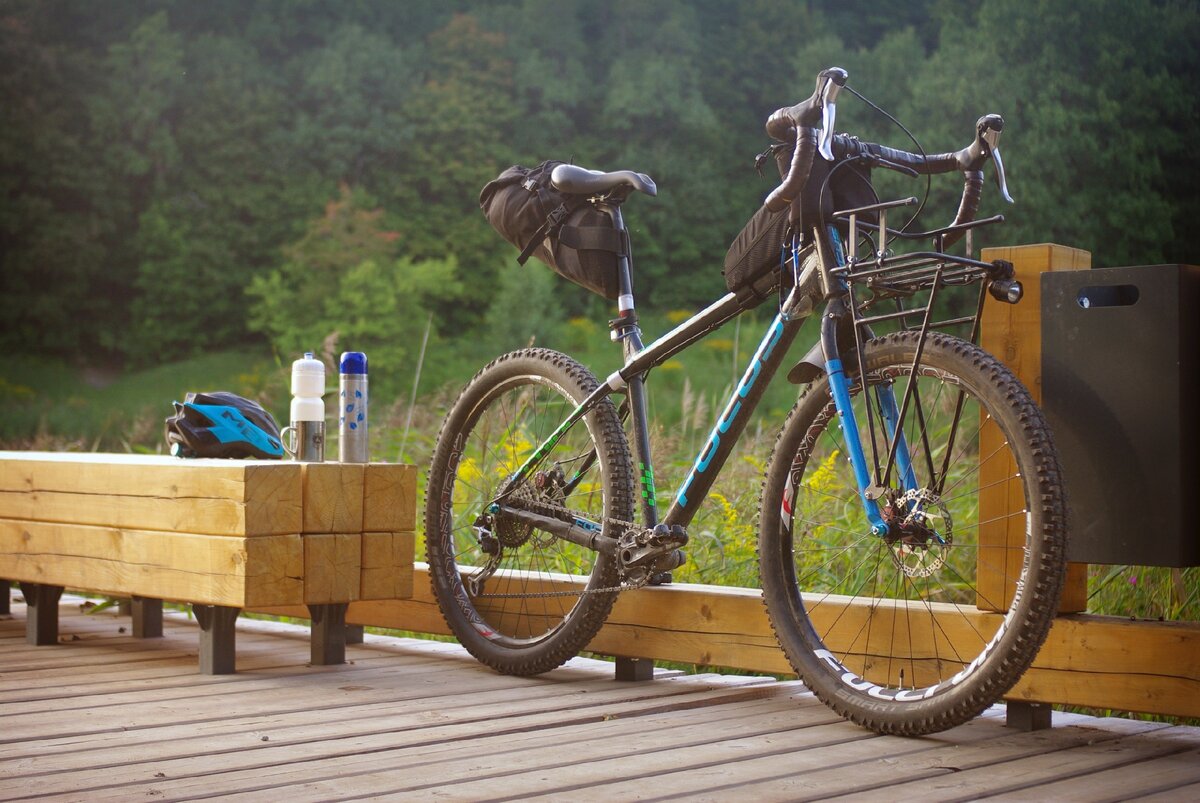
[887,488,953,578]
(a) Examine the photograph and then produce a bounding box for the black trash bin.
[1041,264,1200,566]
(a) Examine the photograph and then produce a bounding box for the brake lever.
[818,68,848,161]
[983,126,1015,203]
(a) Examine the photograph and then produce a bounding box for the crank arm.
[494,505,618,557]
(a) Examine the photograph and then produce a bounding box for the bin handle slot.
[1078,285,1139,309]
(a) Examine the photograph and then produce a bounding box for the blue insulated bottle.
[338,352,369,463]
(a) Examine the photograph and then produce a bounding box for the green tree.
[128,32,314,361]
[900,0,1196,266]
[2,0,1196,370]
[0,1,137,357]
[246,185,462,396]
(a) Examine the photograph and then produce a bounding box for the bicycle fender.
[787,315,860,385]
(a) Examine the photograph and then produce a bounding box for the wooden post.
[0,580,9,616]
[308,603,348,666]
[20,582,64,645]
[1007,700,1053,731]
[194,604,240,674]
[615,656,654,681]
[131,596,163,638]
[979,243,1090,613]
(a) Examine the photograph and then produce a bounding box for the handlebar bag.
[772,141,878,232]
[723,142,878,297]
[480,161,622,300]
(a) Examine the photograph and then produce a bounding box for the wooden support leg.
[308,604,348,666]
[132,596,163,638]
[118,598,132,616]
[193,604,239,675]
[345,623,365,645]
[20,582,64,646]
[0,580,10,616]
[1007,701,1053,731]
[615,657,654,682]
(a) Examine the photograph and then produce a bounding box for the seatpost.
[605,205,658,527]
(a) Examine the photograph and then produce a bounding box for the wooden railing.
[259,561,1199,719]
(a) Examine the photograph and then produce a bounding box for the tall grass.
[0,350,289,451]
[2,334,1196,623]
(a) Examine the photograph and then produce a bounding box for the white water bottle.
[283,352,325,462]
[338,351,369,463]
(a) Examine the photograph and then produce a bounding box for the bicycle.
[425,67,1068,736]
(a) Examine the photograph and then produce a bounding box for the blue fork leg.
[825,358,890,537]
[875,383,919,493]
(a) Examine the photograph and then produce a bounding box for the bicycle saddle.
[550,164,658,197]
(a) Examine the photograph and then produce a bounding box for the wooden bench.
[0,452,415,673]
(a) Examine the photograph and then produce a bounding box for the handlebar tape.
[764,126,819,213]
[868,143,960,175]
[943,170,984,248]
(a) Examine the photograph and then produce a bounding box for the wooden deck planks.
[25,689,812,799]
[2,595,1198,801]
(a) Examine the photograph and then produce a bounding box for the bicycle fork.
[820,298,918,538]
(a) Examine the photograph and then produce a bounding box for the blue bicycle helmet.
[165,392,284,459]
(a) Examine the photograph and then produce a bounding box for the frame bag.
[480,161,623,300]
[723,204,790,298]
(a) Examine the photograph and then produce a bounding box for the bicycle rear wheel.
[759,331,1067,735]
[425,348,634,675]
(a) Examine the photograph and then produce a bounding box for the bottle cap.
[291,352,326,397]
[339,351,368,375]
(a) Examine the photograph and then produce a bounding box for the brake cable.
[843,83,931,247]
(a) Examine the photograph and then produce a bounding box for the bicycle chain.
[468,497,651,600]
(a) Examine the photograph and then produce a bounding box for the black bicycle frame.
[501,201,810,539]
[499,172,1008,557]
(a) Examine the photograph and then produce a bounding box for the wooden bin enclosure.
[0,453,415,609]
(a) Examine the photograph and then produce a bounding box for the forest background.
[1,0,1198,617]
[4,0,1197,380]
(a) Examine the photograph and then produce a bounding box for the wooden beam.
[1010,614,1200,716]
[360,531,415,600]
[303,532,361,604]
[0,519,304,608]
[255,564,1200,719]
[979,244,1090,613]
[0,452,303,536]
[301,463,364,534]
[364,463,418,532]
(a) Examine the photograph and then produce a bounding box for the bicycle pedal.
[650,523,689,547]
[647,571,673,586]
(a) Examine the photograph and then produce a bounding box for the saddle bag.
[480,161,623,299]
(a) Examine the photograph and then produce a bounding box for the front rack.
[829,196,1013,336]
[822,197,1016,492]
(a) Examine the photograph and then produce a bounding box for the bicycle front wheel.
[759,331,1067,735]
[425,348,635,676]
